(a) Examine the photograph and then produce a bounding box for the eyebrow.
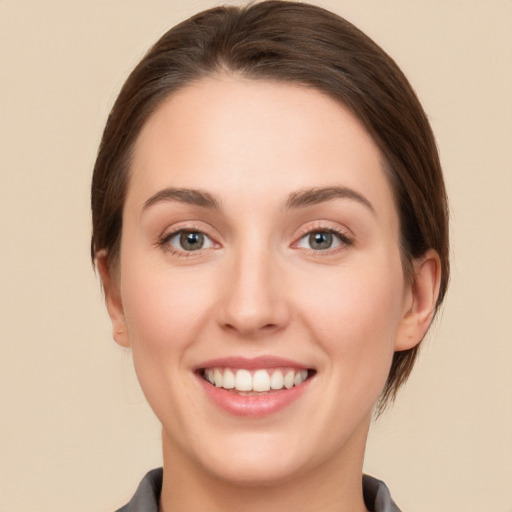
[142,185,374,214]
[142,187,221,211]
[285,186,375,214]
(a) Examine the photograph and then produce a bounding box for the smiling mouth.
[199,367,315,394]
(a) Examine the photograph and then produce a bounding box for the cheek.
[118,263,216,429]
[298,257,405,383]
[121,265,215,354]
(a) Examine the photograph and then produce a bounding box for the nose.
[216,244,290,338]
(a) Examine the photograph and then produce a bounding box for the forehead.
[128,76,395,220]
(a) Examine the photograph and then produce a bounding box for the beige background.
[1,0,511,511]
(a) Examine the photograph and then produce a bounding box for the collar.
[116,468,402,512]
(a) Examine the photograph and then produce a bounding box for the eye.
[295,229,350,251]
[164,230,215,252]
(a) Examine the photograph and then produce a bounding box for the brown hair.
[91,0,449,410]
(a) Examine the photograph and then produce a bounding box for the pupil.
[181,232,204,251]
[310,232,332,250]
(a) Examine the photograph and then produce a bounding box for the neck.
[159,420,371,512]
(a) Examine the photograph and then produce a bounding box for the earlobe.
[395,249,442,352]
[96,251,130,348]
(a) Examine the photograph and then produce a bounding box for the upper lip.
[194,356,312,371]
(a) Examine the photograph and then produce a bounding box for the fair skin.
[98,76,440,512]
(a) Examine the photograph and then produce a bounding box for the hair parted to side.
[91,0,449,412]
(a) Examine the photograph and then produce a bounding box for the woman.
[91,2,449,511]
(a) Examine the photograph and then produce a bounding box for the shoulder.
[115,468,163,512]
[363,474,402,512]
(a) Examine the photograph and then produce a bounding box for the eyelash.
[293,225,353,254]
[158,224,353,257]
[159,227,216,257]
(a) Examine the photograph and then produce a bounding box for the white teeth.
[214,368,223,387]
[270,370,284,390]
[235,369,252,391]
[284,370,295,389]
[252,370,271,392]
[223,368,235,389]
[203,367,310,392]
[294,369,308,386]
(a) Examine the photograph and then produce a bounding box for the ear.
[96,251,130,348]
[395,249,442,351]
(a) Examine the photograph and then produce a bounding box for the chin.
[204,452,307,488]
[167,425,314,488]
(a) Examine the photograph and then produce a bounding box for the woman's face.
[106,76,420,484]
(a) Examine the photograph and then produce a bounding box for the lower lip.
[197,374,312,417]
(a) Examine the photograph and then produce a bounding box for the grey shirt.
[116,468,402,512]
